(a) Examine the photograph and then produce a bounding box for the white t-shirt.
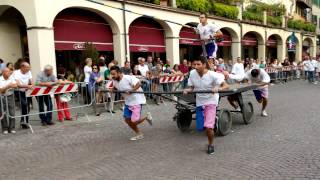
[138,64,149,77]
[84,66,92,83]
[311,60,318,70]
[303,60,315,71]
[13,69,32,85]
[245,69,270,89]
[188,70,224,107]
[0,75,16,95]
[112,75,146,106]
[229,62,245,81]
[197,23,219,41]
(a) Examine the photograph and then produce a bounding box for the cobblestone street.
[0,81,320,180]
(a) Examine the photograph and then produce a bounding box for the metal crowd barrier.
[264,65,304,83]
[0,82,96,133]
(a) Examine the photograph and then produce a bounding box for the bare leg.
[125,119,141,134]
[262,98,268,111]
[227,96,238,109]
[206,128,214,145]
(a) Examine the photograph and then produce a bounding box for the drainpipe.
[122,0,128,62]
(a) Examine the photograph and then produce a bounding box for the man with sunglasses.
[195,13,223,61]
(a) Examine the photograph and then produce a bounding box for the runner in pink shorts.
[184,57,229,155]
[110,66,153,141]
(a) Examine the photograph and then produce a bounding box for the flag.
[288,32,296,52]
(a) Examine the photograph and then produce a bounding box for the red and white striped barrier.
[265,68,278,73]
[159,75,184,84]
[26,83,78,97]
[105,81,113,89]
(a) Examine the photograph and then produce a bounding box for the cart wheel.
[176,109,192,132]
[217,109,232,136]
[242,102,254,124]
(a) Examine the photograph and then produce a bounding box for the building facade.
[0,0,317,76]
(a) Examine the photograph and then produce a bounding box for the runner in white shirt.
[183,57,229,155]
[110,66,152,141]
[244,68,270,117]
[195,13,223,61]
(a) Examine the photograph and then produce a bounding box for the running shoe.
[130,134,144,141]
[146,112,153,126]
[207,145,214,155]
[261,110,268,117]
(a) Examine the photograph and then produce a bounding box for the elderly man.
[35,65,58,126]
[0,68,17,134]
[13,62,34,129]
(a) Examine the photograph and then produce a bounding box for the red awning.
[129,18,165,52]
[242,35,257,46]
[53,9,113,51]
[267,36,278,47]
[179,27,201,46]
[216,35,232,47]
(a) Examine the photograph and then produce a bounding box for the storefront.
[129,17,166,64]
[266,35,278,60]
[242,33,258,59]
[54,8,114,70]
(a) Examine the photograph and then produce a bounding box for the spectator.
[121,61,132,75]
[146,55,154,70]
[252,59,259,69]
[138,57,149,77]
[83,58,92,104]
[311,57,318,84]
[133,65,142,76]
[14,58,26,70]
[35,65,58,126]
[0,59,6,71]
[99,58,107,80]
[225,59,233,73]
[57,64,66,79]
[104,62,115,80]
[89,64,103,116]
[259,61,266,68]
[179,59,189,88]
[55,74,72,122]
[216,58,225,72]
[171,64,183,95]
[0,68,17,134]
[150,62,163,105]
[66,71,75,82]
[6,62,14,72]
[13,62,33,129]
[304,55,316,83]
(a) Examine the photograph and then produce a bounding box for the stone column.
[258,43,266,62]
[27,28,56,77]
[166,37,180,65]
[263,11,267,25]
[113,32,128,65]
[231,41,241,60]
[169,0,176,8]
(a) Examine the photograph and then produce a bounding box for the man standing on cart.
[183,57,229,155]
[195,13,223,61]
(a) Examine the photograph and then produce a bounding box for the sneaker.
[207,145,214,155]
[130,134,144,141]
[3,130,8,135]
[146,112,153,126]
[261,110,268,117]
[10,130,16,134]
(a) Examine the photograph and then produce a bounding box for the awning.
[129,18,165,52]
[242,34,258,46]
[267,36,278,47]
[179,27,232,47]
[53,9,113,51]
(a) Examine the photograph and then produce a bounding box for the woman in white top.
[83,58,92,104]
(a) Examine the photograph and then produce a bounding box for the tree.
[82,42,99,65]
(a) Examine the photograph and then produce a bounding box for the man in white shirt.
[0,68,17,134]
[244,68,270,117]
[137,57,151,93]
[224,57,246,110]
[195,13,223,61]
[110,66,152,141]
[311,57,318,84]
[304,56,316,83]
[13,62,34,129]
[183,57,229,155]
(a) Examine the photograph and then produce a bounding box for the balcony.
[296,0,312,9]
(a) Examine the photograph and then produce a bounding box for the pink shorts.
[123,105,142,122]
[204,104,217,129]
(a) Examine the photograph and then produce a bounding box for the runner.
[195,13,223,61]
[244,68,270,117]
[109,66,153,141]
[183,57,229,155]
